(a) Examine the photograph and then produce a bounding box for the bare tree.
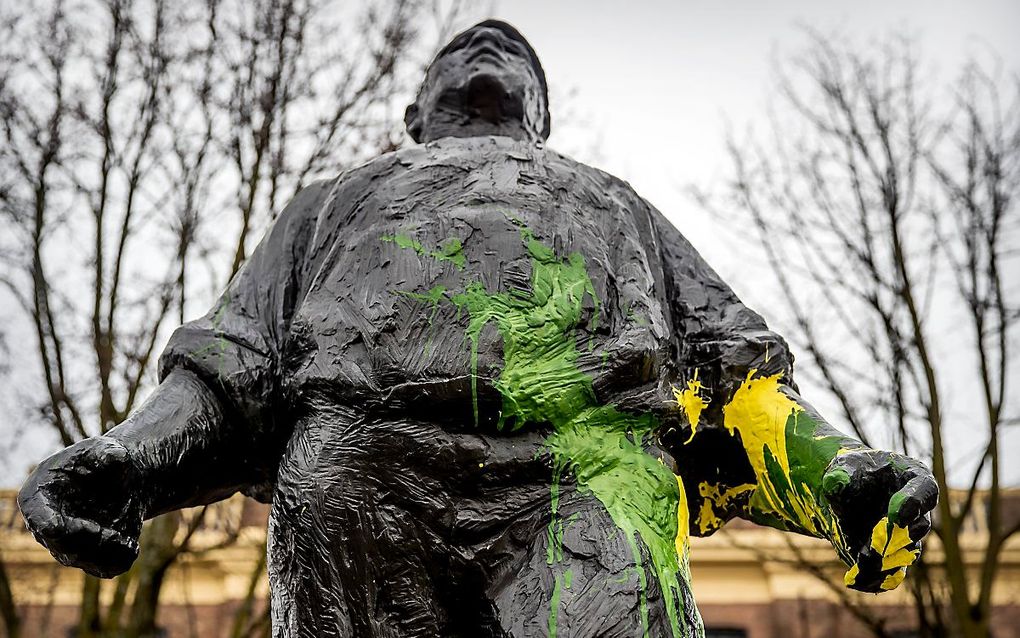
[0,0,473,635]
[696,31,1020,638]
[0,551,18,638]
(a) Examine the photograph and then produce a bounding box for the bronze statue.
[19,20,937,638]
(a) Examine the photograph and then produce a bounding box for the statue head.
[405,20,550,144]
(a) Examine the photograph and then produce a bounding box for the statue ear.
[404,103,422,143]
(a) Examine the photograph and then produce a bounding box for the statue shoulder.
[538,147,653,206]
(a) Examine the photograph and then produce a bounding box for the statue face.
[407,23,549,143]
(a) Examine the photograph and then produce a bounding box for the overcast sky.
[2,0,1017,486]
[493,0,1019,261]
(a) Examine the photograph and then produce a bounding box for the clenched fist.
[822,449,938,593]
[18,436,145,578]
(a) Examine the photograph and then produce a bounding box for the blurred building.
[1,489,1018,637]
[0,494,271,637]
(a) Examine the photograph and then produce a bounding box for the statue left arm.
[714,374,937,592]
[649,207,937,592]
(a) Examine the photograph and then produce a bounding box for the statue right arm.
[18,179,334,578]
[17,368,253,578]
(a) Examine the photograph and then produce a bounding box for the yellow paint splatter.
[695,500,720,536]
[675,476,690,556]
[882,548,920,571]
[672,370,708,444]
[843,563,860,587]
[870,516,912,555]
[722,371,798,480]
[881,568,907,591]
[720,371,845,550]
[716,371,918,593]
[694,482,755,535]
[842,517,918,590]
[870,516,919,574]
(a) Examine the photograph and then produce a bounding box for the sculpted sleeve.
[157,180,331,483]
[650,208,795,400]
[649,207,936,596]
[650,208,851,541]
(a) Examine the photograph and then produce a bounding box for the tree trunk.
[123,514,181,638]
[77,575,102,638]
[0,552,20,638]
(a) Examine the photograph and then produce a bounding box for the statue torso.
[268,136,704,637]
[284,136,678,427]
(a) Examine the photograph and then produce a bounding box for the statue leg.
[267,409,447,638]
[491,486,685,637]
[265,409,697,637]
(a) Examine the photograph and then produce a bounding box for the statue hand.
[18,436,145,578]
[821,449,938,593]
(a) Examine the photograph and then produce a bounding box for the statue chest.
[285,190,671,424]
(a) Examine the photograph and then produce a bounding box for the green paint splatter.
[381,232,424,253]
[399,284,448,306]
[447,229,599,431]
[386,222,697,637]
[887,490,907,524]
[549,574,564,637]
[382,233,466,270]
[435,237,466,270]
[821,466,851,496]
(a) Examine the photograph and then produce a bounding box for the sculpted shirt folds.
[159,135,779,461]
